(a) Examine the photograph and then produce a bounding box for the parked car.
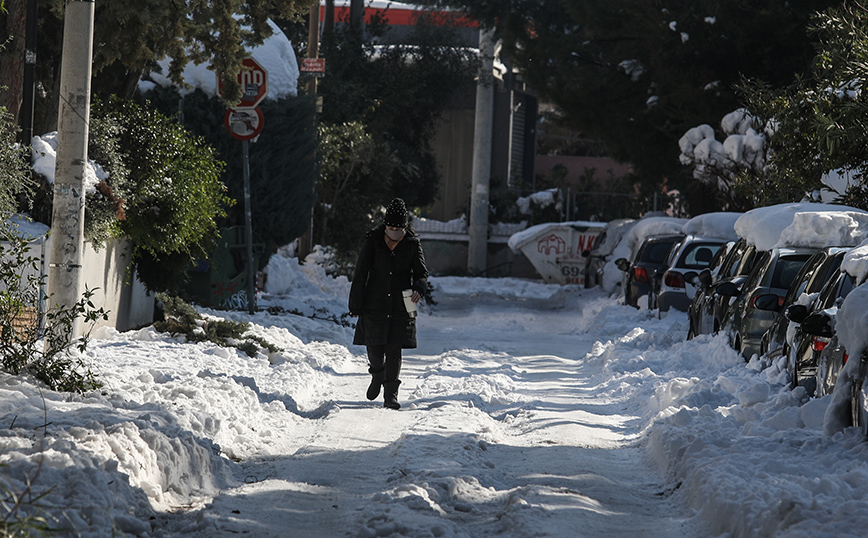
[760,247,849,361]
[615,233,684,309]
[792,268,857,395]
[655,236,726,312]
[718,246,814,359]
[583,219,635,289]
[687,239,758,338]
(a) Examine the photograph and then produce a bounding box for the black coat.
[349,225,428,348]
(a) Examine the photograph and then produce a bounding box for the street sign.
[217,57,269,108]
[224,107,264,141]
[300,58,326,77]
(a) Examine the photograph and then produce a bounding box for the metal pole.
[47,0,94,341]
[242,139,256,314]
[467,27,495,276]
[20,0,38,144]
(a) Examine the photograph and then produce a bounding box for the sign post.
[217,58,268,314]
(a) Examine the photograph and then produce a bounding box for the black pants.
[366,344,402,381]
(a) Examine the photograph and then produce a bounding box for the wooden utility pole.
[467,28,495,276]
[47,0,94,340]
[297,3,321,259]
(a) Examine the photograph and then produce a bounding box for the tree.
[734,4,868,210]
[143,86,319,263]
[5,0,316,131]
[316,121,397,255]
[417,0,837,212]
[316,8,478,209]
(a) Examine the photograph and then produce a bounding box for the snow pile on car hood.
[734,203,868,250]
[681,212,741,241]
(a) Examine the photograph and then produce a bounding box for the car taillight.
[843,353,849,365]
[664,271,685,288]
[633,267,648,283]
[812,337,830,353]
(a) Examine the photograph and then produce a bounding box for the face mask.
[385,227,406,241]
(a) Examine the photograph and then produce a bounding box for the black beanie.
[384,198,408,228]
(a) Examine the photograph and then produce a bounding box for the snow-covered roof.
[681,212,741,241]
[734,203,868,251]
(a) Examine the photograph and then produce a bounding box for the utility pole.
[467,27,495,276]
[47,0,94,340]
[297,3,321,260]
[21,0,38,144]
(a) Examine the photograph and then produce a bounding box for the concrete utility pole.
[48,0,94,339]
[467,27,496,276]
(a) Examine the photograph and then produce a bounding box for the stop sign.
[217,57,269,108]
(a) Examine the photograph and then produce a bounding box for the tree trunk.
[323,0,334,48]
[0,0,27,124]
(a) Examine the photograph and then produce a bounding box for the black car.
[792,268,857,395]
[687,239,758,338]
[761,247,849,361]
[616,234,683,309]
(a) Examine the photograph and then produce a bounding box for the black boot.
[383,380,401,410]
[366,367,385,401]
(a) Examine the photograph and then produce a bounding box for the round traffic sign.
[224,107,264,141]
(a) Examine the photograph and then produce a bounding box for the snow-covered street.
[191,283,699,537]
[5,259,868,537]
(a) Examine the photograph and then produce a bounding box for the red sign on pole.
[224,107,264,141]
[217,57,269,108]
[300,58,326,77]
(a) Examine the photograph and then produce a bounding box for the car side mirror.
[753,294,781,311]
[683,271,699,286]
[800,311,834,338]
[784,304,809,324]
[615,258,630,272]
[716,281,740,297]
[582,249,591,257]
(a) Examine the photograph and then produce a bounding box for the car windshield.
[677,242,723,269]
[640,240,677,264]
[769,255,812,290]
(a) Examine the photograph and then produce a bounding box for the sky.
[6,203,868,537]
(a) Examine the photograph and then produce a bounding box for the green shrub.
[0,221,108,393]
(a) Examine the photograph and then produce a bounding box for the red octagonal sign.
[217,57,269,108]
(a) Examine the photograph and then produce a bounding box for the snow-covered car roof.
[622,216,688,256]
[681,212,741,241]
[734,202,868,251]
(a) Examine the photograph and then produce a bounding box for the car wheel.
[786,349,797,390]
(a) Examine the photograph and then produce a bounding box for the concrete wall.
[79,239,154,332]
[4,237,154,334]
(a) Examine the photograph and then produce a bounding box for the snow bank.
[5,214,49,240]
[30,132,107,191]
[734,203,868,250]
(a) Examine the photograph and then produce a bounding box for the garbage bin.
[186,227,265,309]
[507,221,606,285]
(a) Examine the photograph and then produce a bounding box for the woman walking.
[349,198,429,409]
